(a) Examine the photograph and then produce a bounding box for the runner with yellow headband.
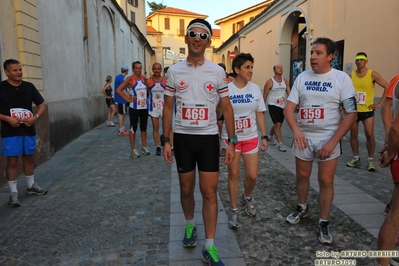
[355,55,368,61]
[347,52,389,171]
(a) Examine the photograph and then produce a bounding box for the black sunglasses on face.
[187,30,209,41]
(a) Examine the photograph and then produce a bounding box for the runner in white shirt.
[147,62,166,156]
[162,19,235,266]
[116,61,150,158]
[263,64,291,152]
[220,53,268,229]
[284,37,357,245]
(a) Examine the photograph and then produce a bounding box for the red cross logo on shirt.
[177,80,189,91]
[205,83,214,92]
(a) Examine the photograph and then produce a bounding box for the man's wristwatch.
[160,135,170,146]
[261,135,268,140]
[35,114,40,119]
[228,135,238,145]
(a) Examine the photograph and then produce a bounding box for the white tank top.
[266,77,287,108]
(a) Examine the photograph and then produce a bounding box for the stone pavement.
[0,108,395,265]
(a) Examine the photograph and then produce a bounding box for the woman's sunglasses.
[187,30,210,41]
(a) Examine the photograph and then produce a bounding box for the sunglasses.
[187,30,210,41]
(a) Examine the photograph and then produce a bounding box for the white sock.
[368,157,374,161]
[186,219,195,225]
[231,208,238,211]
[8,180,18,193]
[319,218,328,224]
[205,239,214,249]
[119,127,123,132]
[354,156,359,159]
[26,175,35,188]
[298,203,307,210]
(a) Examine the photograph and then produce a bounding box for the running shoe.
[27,183,47,195]
[266,135,276,146]
[118,129,129,136]
[317,221,333,245]
[368,160,376,172]
[156,146,162,156]
[107,121,116,127]
[130,149,140,158]
[286,205,309,224]
[182,224,197,247]
[141,146,150,155]
[384,201,391,216]
[202,245,224,266]
[9,192,21,208]
[241,195,256,217]
[278,143,287,152]
[346,157,360,167]
[228,209,240,229]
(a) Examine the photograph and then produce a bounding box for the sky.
[146,0,265,28]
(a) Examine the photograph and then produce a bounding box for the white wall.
[35,0,150,151]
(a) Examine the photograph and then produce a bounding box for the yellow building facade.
[146,7,221,68]
[215,0,399,95]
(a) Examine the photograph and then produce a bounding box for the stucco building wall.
[216,0,399,96]
[0,0,152,185]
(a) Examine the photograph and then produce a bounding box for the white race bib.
[299,103,325,125]
[10,108,33,119]
[152,93,164,110]
[354,92,366,104]
[235,115,251,134]
[181,102,209,127]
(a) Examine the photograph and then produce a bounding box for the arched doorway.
[280,10,308,86]
[99,6,116,89]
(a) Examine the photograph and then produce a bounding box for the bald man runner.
[263,64,291,152]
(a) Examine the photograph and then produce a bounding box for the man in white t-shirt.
[162,18,235,265]
[263,64,291,152]
[283,37,357,245]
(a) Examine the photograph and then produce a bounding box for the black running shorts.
[173,133,219,173]
[268,105,285,124]
[117,103,129,115]
[356,111,374,122]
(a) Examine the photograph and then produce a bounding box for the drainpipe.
[238,34,246,53]
[83,0,88,40]
[143,42,147,76]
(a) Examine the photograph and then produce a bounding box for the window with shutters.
[165,18,170,30]
[128,0,138,7]
[130,11,136,24]
[179,19,185,36]
[237,20,244,31]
